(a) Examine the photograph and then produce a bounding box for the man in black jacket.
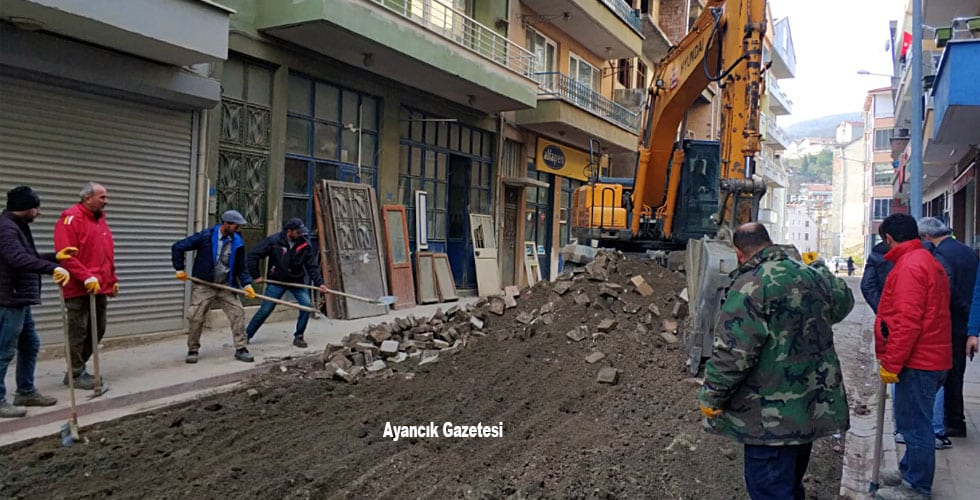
[246,218,327,348]
[0,186,75,417]
[861,241,894,313]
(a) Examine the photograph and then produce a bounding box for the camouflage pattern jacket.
[698,245,855,445]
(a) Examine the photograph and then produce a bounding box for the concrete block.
[515,312,535,325]
[574,293,591,306]
[380,340,400,355]
[503,294,518,309]
[366,360,387,372]
[566,326,589,342]
[469,316,484,330]
[553,281,573,296]
[350,352,366,367]
[596,367,620,385]
[330,354,353,370]
[660,331,679,344]
[585,351,606,364]
[505,285,520,297]
[389,352,408,363]
[597,319,618,333]
[489,298,506,315]
[562,244,596,264]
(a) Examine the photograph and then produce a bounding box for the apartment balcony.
[256,0,538,112]
[0,0,231,65]
[521,0,643,59]
[514,72,639,153]
[894,48,942,127]
[760,113,791,150]
[640,10,672,62]
[770,18,797,79]
[756,154,788,188]
[766,75,793,115]
[931,40,980,149]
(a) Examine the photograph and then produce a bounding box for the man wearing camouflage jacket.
[698,223,854,500]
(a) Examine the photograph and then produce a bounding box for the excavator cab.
[671,140,722,243]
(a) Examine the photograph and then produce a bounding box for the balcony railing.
[766,75,793,113]
[760,113,791,149]
[600,0,643,34]
[534,72,639,132]
[371,0,536,78]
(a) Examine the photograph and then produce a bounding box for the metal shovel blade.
[375,295,397,306]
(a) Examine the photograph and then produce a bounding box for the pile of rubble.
[320,250,690,386]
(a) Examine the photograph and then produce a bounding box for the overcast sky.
[770,0,906,125]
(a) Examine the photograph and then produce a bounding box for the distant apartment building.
[783,203,819,253]
[833,138,866,258]
[836,120,865,144]
[864,87,899,255]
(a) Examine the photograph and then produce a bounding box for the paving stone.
[433,339,451,349]
[540,302,554,314]
[503,294,518,309]
[515,312,535,325]
[553,281,573,296]
[489,297,506,315]
[445,305,460,317]
[574,293,592,306]
[350,352,366,367]
[368,327,391,344]
[347,366,365,379]
[332,367,355,383]
[648,304,661,316]
[585,351,606,364]
[389,352,408,363]
[380,340,400,355]
[623,303,641,314]
[505,285,520,297]
[597,319,619,333]
[660,331,679,344]
[596,367,620,385]
[469,316,485,330]
[419,350,440,365]
[354,342,379,353]
[672,302,686,318]
[366,360,387,372]
[246,388,261,400]
[631,275,654,296]
[329,354,353,370]
[566,326,589,342]
[662,318,678,332]
[599,282,622,297]
[540,313,555,325]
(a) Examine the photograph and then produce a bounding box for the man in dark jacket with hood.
[245,218,327,348]
[861,240,894,313]
[0,186,74,417]
[172,210,256,364]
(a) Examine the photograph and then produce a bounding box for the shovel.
[262,278,396,306]
[869,371,888,492]
[188,277,318,313]
[88,294,108,399]
[59,290,79,446]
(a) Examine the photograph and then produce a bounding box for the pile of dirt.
[0,251,842,499]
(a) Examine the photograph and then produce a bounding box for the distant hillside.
[784,113,861,141]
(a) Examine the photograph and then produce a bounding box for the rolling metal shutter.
[0,74,193,345]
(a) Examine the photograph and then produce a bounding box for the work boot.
[878,470,902,487]
[293,336,308,348]
[13,391,57,407]
[234,348,254,363]
[185,351,199,364]
[874,484,929,500]
[0,401,27,418]
[63,371,95,390]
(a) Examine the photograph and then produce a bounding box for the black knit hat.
[6,186,40,211]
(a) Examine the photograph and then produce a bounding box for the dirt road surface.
[0,253,842,499]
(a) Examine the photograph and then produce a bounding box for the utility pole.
[910,0,923,218]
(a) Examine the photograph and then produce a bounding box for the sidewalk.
[837,277,980,499]
[0,300,475,447]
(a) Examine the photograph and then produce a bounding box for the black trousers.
[943,328,968,433]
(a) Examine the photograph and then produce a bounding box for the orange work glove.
[55,247,78,261]
[879,366,900,384]
[84,277,101,294]
[243,285,256,300]
[700,404,723,419]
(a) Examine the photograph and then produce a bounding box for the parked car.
[830,256,848,274]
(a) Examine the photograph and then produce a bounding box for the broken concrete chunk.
[246,388,261,401]
[469,316,485,330]
[648,304,661,316]
[679,287,689,303]
[662,319,678,333]
[354,342,379,353]
[330,354,353,370]
[623,303,641,314]
[599,282,622,297]
[380,340,400,355]
[597,319,618,333]
[596,367,620,385]
[515,312,535,325]
[672,302,687,318]
[540,302,554,314]
[389,352,408,364]
[630,275,647,288]
[368,327,391,344]
[566,326,589,342]
[631,275,654,296]
[419,350,440,365]
[643,313,653,325]
[445,305,460,317]
[504,285,520,297]
[540,313,555,325]
[574,293,591,306]
[366,360,387,372]
[660,331,679,344]
[503,294,518,309]
[322,343,346,360]
[635,323,648,335]
[350,352,366,367]
[333,368,355,383]
[347,366,365,379]
[585,351,606,364]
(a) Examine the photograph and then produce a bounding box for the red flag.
[900,32,912,58]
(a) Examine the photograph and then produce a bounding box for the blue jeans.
[743,442,813,500]
[933,386,945,436]
[895,367,945,495]
[0,306,40,402]
[245,283,312,339]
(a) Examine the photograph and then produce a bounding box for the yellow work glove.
[55,247,78,261]
[175,271,188,281]
[52,267,70,286]
[700,404,723,419]
[243,285,256,300]
[802,251,818,265]
[84,277,101,294]
[880,366,900,384]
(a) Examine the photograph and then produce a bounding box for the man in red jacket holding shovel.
[873,213,952,500]
[54,182,118,391]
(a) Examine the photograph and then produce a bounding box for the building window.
[873,198,891,220]
[873,129,893,151]
[284,73,379,225]
[636,60,647,88]
[569,53,601,91]
[525,164,553,252]
[218,56,274,248]
[526,28,556,89]
[559,177,584,245]
[873,163,893,185]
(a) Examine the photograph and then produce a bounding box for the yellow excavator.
[570,0,772,372]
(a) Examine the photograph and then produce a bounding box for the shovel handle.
[188,277,317,313]
[262,279,392,305]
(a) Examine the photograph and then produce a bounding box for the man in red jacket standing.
[54,182,118,390]
[873,213,952,500]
